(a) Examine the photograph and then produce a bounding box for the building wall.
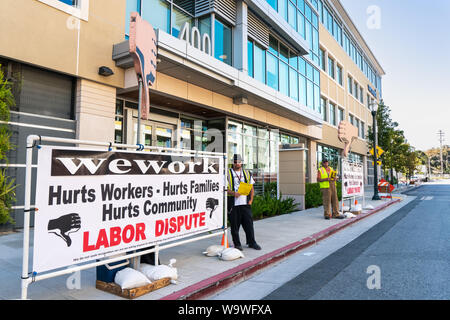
[0,0,125,88]
[75,79,116,143]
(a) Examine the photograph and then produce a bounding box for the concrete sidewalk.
[0,185,419,300]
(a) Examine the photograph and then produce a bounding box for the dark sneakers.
[324,216,331,220]
[249,243,262,250]
[234,245,243,251]
[332,214,345,219]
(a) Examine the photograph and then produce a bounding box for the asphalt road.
[263,181,450,300]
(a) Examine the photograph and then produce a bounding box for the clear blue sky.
[341,0,450,151]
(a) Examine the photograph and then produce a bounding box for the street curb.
[160,198,401,300]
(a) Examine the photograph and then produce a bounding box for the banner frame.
[21,135,228,300]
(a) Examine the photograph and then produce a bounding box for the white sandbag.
[342,206,351,212]
[364,204,374,210]
[350,204,362,212]
[203,245,226,257]
[141,259,178,281]
[218,248,244,261]
[344,212,356,218]
[114,267,151,289]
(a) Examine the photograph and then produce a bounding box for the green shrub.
[305,181,342,209]
[251,191,299,220]
[0,65,16,225]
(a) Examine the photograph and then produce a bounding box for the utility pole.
[437,130,445,176]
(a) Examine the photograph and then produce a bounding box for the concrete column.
[233,0,248,73]
[75,79,116,143]
[309,140,318,183]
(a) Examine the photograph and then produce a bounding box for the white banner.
[33,146,224,273]
[342,159,364,198]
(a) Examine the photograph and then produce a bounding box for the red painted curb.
[160,199,401,300]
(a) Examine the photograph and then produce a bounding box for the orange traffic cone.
[221,233,229,248]
[355,199,358,205]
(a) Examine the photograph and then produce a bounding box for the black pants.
[229,204,256,247]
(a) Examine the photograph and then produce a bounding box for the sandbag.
[218,248,244,261]
[344,212,356,218]
[114,267,151,289]
[140,259,178,282]
[203,245,226,257]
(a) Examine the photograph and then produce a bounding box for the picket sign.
[340,157,365,212]
[20,135,228,300]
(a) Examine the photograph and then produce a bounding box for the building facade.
[314,0,385,184]
[0,0,383,227]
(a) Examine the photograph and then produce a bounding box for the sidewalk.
[0,185,419,300]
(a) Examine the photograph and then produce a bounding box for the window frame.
[38,0,89,20]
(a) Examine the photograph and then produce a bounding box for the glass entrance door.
[133,120,174,148]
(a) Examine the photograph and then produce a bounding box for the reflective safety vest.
[319,167,335,189]
[227,168,251,196]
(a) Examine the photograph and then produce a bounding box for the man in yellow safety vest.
[317,159,344,220]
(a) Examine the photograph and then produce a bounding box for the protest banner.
[32,146,224,273]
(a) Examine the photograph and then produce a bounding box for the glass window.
[361,122,365,139]
[199,15,211,41]
[305,3,312,21]
[348,76,353,94]
[312,11,318,28]
[299,57,306,75]
[227,121,243,164]
[269,35,278,56]
[312,28,319,56]
[254,43,266,83]
[328,57,335,79]
[349,114,354,125]
[267,53,279,90]
[279,61,289,97]
[125,0,139,36]
[354,81,358,99]
[306,62,313,80]
[289,52,298,69]
[172,6,193,38]
[298,0,305,13]
[320,97,327,121]
[297,11,305,39]
[313,68,320,85]
[248,40,254,77]
[280,44,289,63]
[115,100,124,144]
[214,19,232,65]
[329,102,336,126]
[267,0,278,10]
[288,1,297,29]
[359,87,364,103]
[307,79,314,109]
[314,84,320,112]
[319,48,325,71]
[338,107,344,123]
[305,22,312,53]
[142,0,170,34]
[289,67,299,101]
[278,0,288,20]
[244,124,258,171]
[257,128,270,179]
[299,74,307,106]
[337,65,342,85]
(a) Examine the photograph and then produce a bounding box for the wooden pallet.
[96,277,171,299]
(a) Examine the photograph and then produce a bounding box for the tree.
[0,64,16,225]
[367,100,404,183]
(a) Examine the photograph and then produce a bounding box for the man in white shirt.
[226,154,261,251]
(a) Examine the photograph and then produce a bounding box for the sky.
[340,0,450,151]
